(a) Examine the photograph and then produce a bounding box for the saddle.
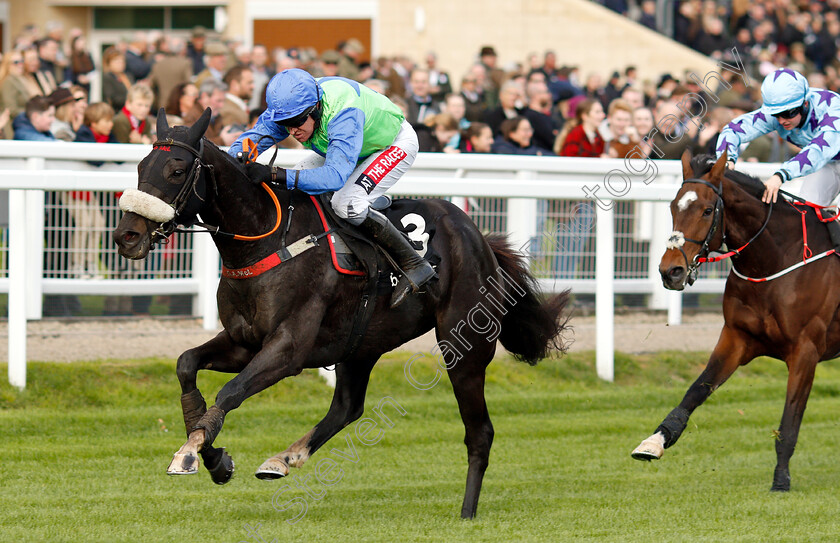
[314,192,441,362]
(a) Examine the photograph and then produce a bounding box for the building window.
[93,7,215,30]
[171,8,215,30]
[93,8,165,29]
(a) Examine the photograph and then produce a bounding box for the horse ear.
[680,149,693,180]
[156,107,169,138]
[187,107,212,143]
[710,150,728,181]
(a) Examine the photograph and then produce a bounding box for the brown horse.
[112,109,570,518]
[631,151,840,491]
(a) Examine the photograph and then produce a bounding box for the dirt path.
[0,312,725,363]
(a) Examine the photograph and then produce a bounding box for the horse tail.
[485,234,571,365]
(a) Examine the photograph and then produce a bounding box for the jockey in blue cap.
[228,68,435,308]
[717,68,840,208]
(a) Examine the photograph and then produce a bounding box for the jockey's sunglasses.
[773,106,802,120]
[276,105,316,128]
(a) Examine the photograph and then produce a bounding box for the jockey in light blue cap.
[716,68,840,247]
[228,69,435,308]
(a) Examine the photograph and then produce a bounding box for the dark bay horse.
[112,108,570,518]
[632,151,840,491]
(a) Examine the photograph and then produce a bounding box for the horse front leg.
[168,331,256,483]
[255,358,378,479]
[632,325,758,461]
[772,347,818,491]
[188,317,323,477]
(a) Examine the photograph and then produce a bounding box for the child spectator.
[63,102,113,279]
[13,95,55,140]
[75,101,117,144]
[113,83,153,144]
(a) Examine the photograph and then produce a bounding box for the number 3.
[400,213,429,257]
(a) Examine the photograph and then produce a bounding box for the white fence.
[0,140,785,388]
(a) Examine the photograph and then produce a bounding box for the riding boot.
[357,209,436,308]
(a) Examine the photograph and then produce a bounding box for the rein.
[148,138,282,243]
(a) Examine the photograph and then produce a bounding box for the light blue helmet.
[761,68,809,114]
[264,68,322,123]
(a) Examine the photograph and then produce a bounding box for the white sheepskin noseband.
[119,188,176,223]
[666,231,686,250]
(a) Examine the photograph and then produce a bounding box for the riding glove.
[245,162,287,188]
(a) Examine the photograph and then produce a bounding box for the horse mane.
[689,154,766,200]
[160,124,248,177]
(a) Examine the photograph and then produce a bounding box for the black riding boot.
[358,209,436,308]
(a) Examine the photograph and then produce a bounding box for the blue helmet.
[264,68,322,123]
[761,68,809,115]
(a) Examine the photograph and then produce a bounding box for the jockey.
[228,68,435,308]
[716,67,840,209]
[717,68,840,245]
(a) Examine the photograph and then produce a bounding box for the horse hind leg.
[772,349,819,492]
[256,358,378,479]
[433,311,496,519]
[447,351,494,519]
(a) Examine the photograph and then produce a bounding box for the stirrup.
[390,262,436,308]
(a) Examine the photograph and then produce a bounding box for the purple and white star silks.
[790,149,812,171]
[773,68,798,81]
[809,111,819,131]
[716,138,731,154]
[819,113,840,129]
[811,132,831,151]
[727,120,746,134]
[816,89,838,107]
[751,111,767,125]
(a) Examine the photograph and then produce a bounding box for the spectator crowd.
[5,8,835,170]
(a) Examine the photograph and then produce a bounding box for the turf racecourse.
[3,352,840,543]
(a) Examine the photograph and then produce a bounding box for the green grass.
[2,351,840,542]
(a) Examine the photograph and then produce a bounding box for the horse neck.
[201,145,291,261]
[721,178,797,271]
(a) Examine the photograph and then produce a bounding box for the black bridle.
[148,137,215,245]
[672,177,774,285]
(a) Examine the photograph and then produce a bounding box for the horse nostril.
[668,267,685,280]
[115,229,140,248]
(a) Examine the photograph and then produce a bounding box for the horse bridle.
[672,177,775,285]
[145,136,284,244]
[670,178,725,286]
[149,137,215,244]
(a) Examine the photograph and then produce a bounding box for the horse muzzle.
[660,265,688,291]
[113,212,154,260]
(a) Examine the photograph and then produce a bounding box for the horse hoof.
[770,484,790,492]
[206,448,235,485]
[631,437,664,461]
[167,452,200,475]
[255,457,290,480]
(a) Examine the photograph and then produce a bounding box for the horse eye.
[703,207,714,216]
[173,169,185,177]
